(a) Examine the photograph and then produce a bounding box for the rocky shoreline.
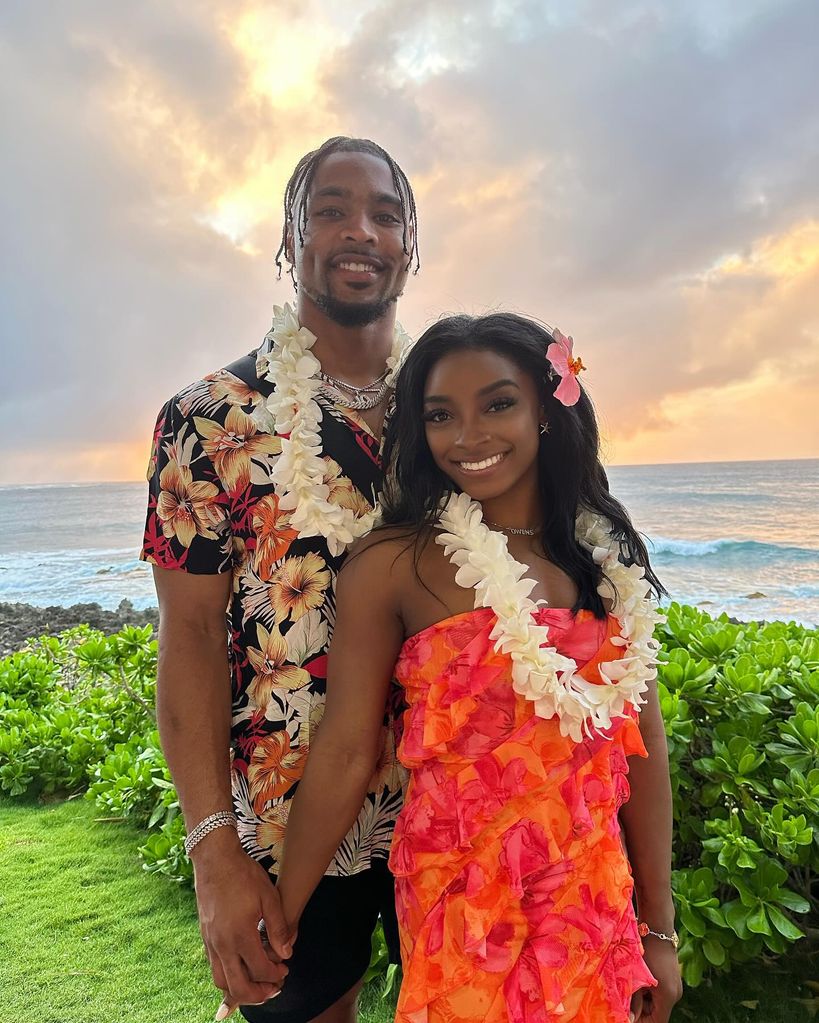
[0,600,159,657]
[0,599,805,660]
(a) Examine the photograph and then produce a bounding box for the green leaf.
[148,803,166,829]
[681,952,705,988]
[679,905,707,938]
[775,889,810,913]
[702,938,726,966]
[701,906,725,926]
[766,905,805,941]
[746,904,772,936]
[763,929,788,954]
[381,963,400,1000]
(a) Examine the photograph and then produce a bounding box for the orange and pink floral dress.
[389,606,657,1023]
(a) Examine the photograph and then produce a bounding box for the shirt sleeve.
[140,397,233,574]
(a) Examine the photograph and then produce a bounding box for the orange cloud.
[605,218,819,463]
[708,221,819,281]
[608,361,819,465]
[4,442,151,486]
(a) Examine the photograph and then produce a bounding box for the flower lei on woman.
[259,304,412,557]
[436,494,662,741]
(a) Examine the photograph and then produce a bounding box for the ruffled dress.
[389,607,657,1023]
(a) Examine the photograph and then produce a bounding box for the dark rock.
[0,601,159,657]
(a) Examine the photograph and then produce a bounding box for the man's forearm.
[156,621,234,830]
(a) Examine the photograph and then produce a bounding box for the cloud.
[315,0,819,427]
[610,343,819,465]
[352,0,819,283]
[1,2,274,449]
[0,0,817,483]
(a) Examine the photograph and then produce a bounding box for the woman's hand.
[630,941,683,1021]
[214,917,298,1020]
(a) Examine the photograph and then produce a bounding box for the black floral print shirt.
[141,340,406,876]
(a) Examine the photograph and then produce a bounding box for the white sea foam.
[1,461,817,624]
[649,536,738,557]
[647,537,818,559]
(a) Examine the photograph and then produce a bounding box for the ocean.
[0,458,816,627]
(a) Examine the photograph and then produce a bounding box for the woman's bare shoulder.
[343,525,426,582]
[347,524,410,557]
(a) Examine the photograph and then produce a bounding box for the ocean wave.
[0,546,139,563]
[648,537,819,560]
[0,483,84,491]
[95,561,151,577]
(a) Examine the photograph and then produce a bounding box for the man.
[141,136,419,1023]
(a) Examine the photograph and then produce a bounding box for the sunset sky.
[2,0,817,484]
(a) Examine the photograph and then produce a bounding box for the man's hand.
[192,830,293,1008]
[630,942,683,1022]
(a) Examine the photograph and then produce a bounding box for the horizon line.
[1,453,817,488]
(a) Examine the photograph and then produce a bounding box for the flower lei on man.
[259,304,413,557]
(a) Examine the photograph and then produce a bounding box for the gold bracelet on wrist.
[638,921,679,950]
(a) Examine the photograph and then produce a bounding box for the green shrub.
[0,626,157,797]
[363,921,401,1001]
[659,603,816,986]
[139,813,193,884]
[1,609,817,991]
[0,651,59,705]
[88,730,179,830]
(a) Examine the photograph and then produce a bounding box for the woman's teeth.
[457,453,506,471]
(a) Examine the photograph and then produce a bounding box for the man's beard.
[309,288,399,328]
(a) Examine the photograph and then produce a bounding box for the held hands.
[215,921,299,1021]
[630,942,683,1022]
[191,831,293,1013]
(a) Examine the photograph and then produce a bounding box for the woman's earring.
[540,422,550,436]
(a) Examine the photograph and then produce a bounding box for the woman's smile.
[452,451,509,474]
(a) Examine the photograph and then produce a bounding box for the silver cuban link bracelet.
[183,811,238,857]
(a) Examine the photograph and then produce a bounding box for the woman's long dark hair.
[379,312,666,618]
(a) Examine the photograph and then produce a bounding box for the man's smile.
[330,252,385,275]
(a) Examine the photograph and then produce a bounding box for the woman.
[275,313,682,1022]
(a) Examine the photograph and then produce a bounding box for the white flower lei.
[259,303,412,557]
[436,491,663,742]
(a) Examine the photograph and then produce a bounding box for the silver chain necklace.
[318,369,392,411]
[487,520,540,536]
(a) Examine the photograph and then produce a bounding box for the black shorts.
[240,860,400,1023]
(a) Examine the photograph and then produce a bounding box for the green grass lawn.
[1,799,815,1023]
[0,797,215,1023]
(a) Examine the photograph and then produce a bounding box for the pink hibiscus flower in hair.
[546,329,586,406]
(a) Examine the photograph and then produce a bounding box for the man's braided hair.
[274,136,420,280]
